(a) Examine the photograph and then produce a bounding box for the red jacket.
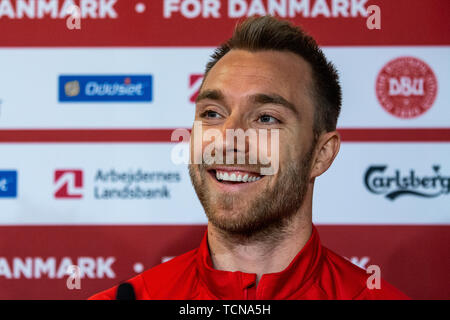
[90,225,409,300]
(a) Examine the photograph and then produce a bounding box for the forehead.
[202,49,314,110]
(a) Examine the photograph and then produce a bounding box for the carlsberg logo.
[364,165,450,200]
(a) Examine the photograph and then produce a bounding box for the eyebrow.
[250,93,299,116]
[195,89,225,104]
[195,89,299,117]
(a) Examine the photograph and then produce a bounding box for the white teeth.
[215,171,262,183]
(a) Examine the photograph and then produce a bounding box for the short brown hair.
[203,16,342,138]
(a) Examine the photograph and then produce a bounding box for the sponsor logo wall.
[0,0,449,299]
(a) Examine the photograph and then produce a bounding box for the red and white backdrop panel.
[0,0,449,300]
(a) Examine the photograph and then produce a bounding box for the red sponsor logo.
[375,56,438,119]
[54,169,83,199]
[189,74,204,103]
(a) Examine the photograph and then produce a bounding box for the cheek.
[188,164,204,185]
[277,145,292,170]
[255,130,280,161]
[189,131,204,164]
[289,121,316,157]
[278,133,308,168]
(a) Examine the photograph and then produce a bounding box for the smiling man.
[90,16,408,300]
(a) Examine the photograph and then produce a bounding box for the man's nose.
[220,114,247,153]
[221,114,257,164]
[221,112,246,132]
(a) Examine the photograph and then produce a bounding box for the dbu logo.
[389,77,424,97]
[375,56,437,119]
[54,170,83,199]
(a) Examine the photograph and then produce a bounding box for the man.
[90,16,408,300]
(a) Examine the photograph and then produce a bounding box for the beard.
[188,143,315,241]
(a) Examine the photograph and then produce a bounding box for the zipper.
[244,283,256,300]
[241,273,257,299]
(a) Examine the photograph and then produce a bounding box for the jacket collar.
[196,224,323,299]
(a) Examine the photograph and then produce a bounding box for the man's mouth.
[207,167,264,185]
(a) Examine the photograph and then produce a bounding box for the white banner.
[0,47,449,128]
[0,142,449,225]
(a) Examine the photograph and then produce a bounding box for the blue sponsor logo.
[59,75,153,102]
[0,171,17,198]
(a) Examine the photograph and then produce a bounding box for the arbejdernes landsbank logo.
[364,165,450,200]
[58,75,153,102]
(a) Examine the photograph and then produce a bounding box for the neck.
[207,197,313,285]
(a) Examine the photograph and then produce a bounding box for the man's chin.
[206,205,248,221]
[207,213,284,239]
[206,207,252,228]
[207,219,257,237]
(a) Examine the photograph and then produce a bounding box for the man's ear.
[310,131,341,179]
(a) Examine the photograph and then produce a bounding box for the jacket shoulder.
[314,246,409,300]
[89,248,199,300]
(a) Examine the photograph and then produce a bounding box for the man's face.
[189,49,317,237]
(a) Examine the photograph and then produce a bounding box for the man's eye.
[200,110,222,119]
[258,114,279,124]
